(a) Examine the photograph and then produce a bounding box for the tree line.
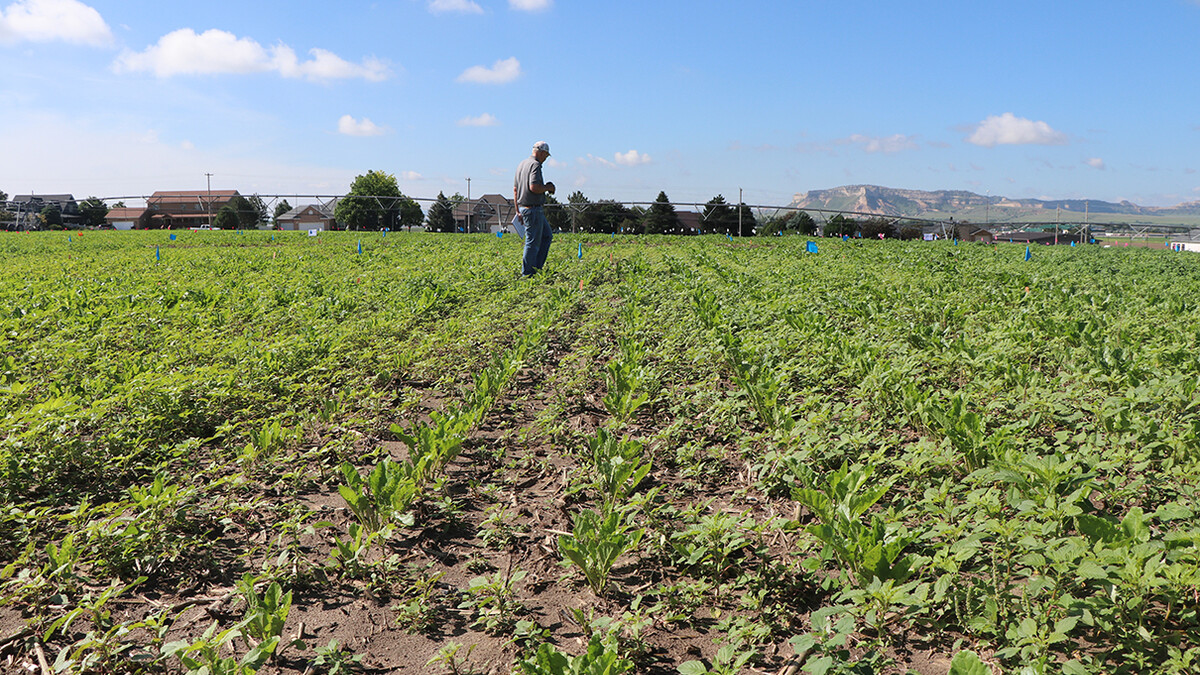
[2,172,938,237]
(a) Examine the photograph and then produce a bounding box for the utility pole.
[466,177,471,233]
[205,173,213,226]
[738,187,743,237]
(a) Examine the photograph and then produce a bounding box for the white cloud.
[337,114,387,136]
[457,113,498,127]
[582,154,615,168]
[113,28,389,82]
[430,0,483,13]
[456,56,520,84]
[582,151,650,168]
[509,0,552,10]
[845,133,918,154]
[273,46,389,82]
[1085,157,1106,170]
[0,0,112,46]
[399,171,423,181]
[967,113,1067,147]
[614,149,651,166]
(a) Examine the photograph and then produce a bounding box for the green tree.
[897,222,923,240]
[213,204,239,230]
[396,196,423,230]
[40,205,64,230]
[790,211,818,235]
[78,197,109,228]
[701,195,737,235]
[643,191,680,235]
[567,191,591,234]
[225,195,258,230]
[248,194,269,228]
[426,192,456,233]
[859,217,895,239]
[0,190,7,203]
[272,199,292,227]
[544,194,570,232]
[590,200,636,234]
[335,170,406,231]
[735,202,757,236]
[825,214,857,237]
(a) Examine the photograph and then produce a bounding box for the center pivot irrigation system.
[8,191,1199,241]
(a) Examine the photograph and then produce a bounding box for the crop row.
[0,232,1198,675]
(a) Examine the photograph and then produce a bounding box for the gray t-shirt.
[514,156,545,207]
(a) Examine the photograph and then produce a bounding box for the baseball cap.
[533,141,551,156]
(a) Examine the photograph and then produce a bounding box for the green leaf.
[804,655,834,675]
[788,634,816,656]
[1076,559,1109,580]
[1121,507,1149,542]
[1153,502,1193,521]
[677,660,709,675]
[948,650,989,675]
[1061,660,1090,674]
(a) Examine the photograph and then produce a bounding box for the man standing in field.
[514,141,556,277]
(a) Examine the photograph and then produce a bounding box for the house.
[454,194,516,233]
[959,226,994,242]
[276,204,336,231]
[146,190,240,229]
[920,223,994,242]
[676,211,703,235]
[106,207,157,230]
[11,194,80,229]
[995,231,1086,245]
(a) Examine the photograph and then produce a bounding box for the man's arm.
[529,163,555,195]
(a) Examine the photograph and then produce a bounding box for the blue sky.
[2,0,1199,210]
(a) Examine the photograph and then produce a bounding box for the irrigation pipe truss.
[10,192,1199,239]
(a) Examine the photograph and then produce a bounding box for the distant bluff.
[789,185,1200,221]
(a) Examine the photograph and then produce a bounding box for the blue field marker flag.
[68,234,72,243]
[806,241,819,254]
[1024,245,1031,261]
[169,233,176,241]
[578,242,583,259]
[357,240,362,255]
[155,245,161,262]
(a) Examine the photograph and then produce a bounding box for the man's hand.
[545,182,556,195]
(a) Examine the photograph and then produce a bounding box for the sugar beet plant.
[4,232,1200,674]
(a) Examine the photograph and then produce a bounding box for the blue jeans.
[520,206,553,276]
